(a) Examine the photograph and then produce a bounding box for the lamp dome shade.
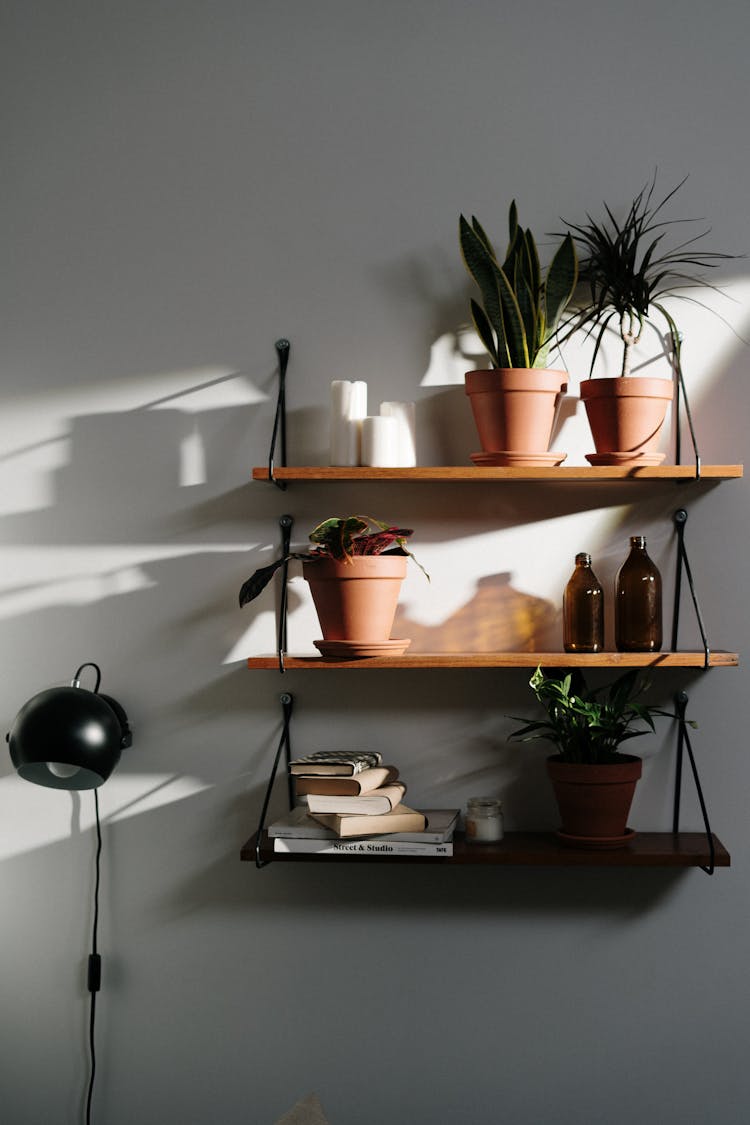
[7,686,130,790]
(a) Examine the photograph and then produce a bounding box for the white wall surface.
[2,2,749,1123]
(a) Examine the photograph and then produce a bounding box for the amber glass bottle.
[615,536,662,652]
[563,552,604,653]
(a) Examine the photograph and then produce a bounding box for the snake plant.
[459,202,578,370]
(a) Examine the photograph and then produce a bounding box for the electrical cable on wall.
[86,789,103,1124]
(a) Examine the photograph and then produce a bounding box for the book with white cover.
[273,837,453,857]
[267,807,459,843]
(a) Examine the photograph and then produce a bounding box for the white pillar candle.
[329,380,369,466]
[360,415,399,466]
[380,401,417,466]
[349,381,368,420]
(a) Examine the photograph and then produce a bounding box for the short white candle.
[360,415,399,466]
[380,401,417,466]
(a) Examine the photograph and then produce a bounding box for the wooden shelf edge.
[246,651,739,670]
[252,465,743,482]
[243,831,730,868]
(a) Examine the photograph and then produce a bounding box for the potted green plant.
[239,516,427,657]
[459,201,578,465]
[565,175,734,465]
[510,665,680,847]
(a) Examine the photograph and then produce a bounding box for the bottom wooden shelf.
[244,831,730,868]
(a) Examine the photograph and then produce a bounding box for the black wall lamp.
[6,662,132,1124]
[7,661,132,790]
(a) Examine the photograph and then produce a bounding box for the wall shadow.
[395,571,559,652]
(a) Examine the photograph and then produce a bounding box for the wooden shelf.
[246,830,730,868]
[252,465,743,483]
[246,650,738,670]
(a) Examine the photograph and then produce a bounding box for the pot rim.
[465,368,568,394]
[302,554,408,578]
[580,376,674,401]
[546,753,643,783]
[546,752,642,764]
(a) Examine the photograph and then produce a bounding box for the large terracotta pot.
[546,754,642,848]
[302,555,407,642]
[464,368,567,458]
[580,376,673,465]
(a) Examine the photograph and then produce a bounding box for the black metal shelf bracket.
[671,508,710,668]
[254,692,295,868]
[276,514,293,674]
[672,691,716,875]
[267,338,290,490]
[673,332,701,479]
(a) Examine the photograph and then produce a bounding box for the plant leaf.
[495,265,530,367]
[545,231,578,317]
[470,299,500,366]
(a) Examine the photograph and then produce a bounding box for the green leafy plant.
[564,174,737,378]
[238,516,427,607]
[459,202,578,370]
[509,665,683,765]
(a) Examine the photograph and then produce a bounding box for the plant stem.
[619,310,642,377]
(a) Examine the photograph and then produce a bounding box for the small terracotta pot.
[465,368,567,454]
[580,377,673,464]
[546,754,642,846]
[302,555,407,642]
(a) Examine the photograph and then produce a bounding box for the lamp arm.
[73,663,102,692]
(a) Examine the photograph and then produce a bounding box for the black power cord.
[86,789,103,1124]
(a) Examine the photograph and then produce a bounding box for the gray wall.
[2,2,749,1123]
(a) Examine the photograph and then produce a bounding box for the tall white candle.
[349,381,368,420]
[380,401,417,466]
[329,380,369,466]
[360,415,399,466]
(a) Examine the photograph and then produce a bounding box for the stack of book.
[268,750,459,856]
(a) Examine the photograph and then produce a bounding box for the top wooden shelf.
[252,465,743,483]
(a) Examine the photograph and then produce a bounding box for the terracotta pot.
[302,555,407,642]
[464,368,567,455]
[546,754,642,847]
[580,377,673,465]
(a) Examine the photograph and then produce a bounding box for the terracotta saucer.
[470,451,567,467]
[314,638,412,660]
[556,828,636,850]
[585,452,666,467]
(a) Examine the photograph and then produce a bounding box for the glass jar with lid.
[465,797,504,843]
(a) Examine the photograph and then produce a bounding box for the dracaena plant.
[238,516,427,608]
[459,201,578,370]
[509,665,683,765]
[563,174,737,379]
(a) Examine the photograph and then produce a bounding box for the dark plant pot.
[580,376,673,466]
[546,754,643,848]
[464,368,567,461]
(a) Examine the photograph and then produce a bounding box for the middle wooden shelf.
[246,650,738,670]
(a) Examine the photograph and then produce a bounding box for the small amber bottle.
[615,536,662,652]
[563,552,604,653]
